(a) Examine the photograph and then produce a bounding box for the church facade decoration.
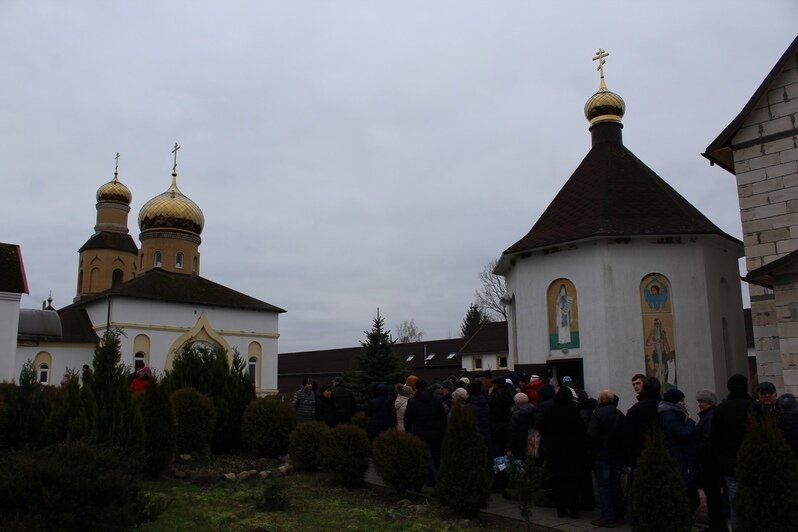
[548,279,579,350]
[640,273,676,389]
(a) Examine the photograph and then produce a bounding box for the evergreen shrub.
[139,381,177,478]
[372,429,428,496]
[319,424,372,487]
[289,421,328,470]
[242,397,297,457]
[508,456,546,531]
[0,440,159,531]
[735,412,798,531]
[351,410,369,431]
[435,404,491,517]
[2,361,51,449]
[627,429,691,532]
[171,387,216,454]
[256,480,291,512]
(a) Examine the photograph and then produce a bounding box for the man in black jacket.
[623,376,662,465]
[587,389,626,528]
[404,379,447,486]
[711,374,758,531]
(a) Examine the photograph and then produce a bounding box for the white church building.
[494,53,749,408]
[1,155,283,394]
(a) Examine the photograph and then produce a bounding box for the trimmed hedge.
[372,429,428,496]
[319,424,371,487]
[242,397,297,457]
[289,421,329,470]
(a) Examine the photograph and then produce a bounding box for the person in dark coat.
[365,383,395,441]
[777,393,798,458]
[694,389,728,532]
[315,384,337,427]
[711,373,758,531]
[587,389,626,528]
[488,376,516,494]
[541,386,586,519]
[464,381,491,453]
[506,392,537,460]
[658,388,699,512]
[623,376,663,466]
[330,376,356,425]
[404,379,447,485]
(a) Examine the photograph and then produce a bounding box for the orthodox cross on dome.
[592,48,610,90]
[114,152,120,179]
[171,142,181,174]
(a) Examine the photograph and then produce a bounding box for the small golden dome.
[584,87,625,126]
[96,173,132,204]
[138,172,204,235]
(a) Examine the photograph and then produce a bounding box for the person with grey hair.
[695,389,727,532]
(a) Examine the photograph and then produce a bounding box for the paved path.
[366,464,709,531]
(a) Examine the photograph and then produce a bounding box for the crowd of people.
[293,371,798,530]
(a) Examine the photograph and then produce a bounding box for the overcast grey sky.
[1,2,795,353]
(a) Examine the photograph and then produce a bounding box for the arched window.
[134,352,146,371]
[248,357,258,384]
[112,268,123,287]
[154,251,162,268]
[38,363,49,384]
[176,252,184,269]
[547,279,579,350]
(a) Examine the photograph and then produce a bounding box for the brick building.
[704,35,798,393]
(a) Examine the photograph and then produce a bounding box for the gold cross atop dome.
[171,143,181,174]
[592,48,610,91]
[114,152,120,177]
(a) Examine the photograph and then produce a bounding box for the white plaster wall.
[82,297,279,391]
[16,343,94,385]
[0,293,22,381]
[505,236,745,411]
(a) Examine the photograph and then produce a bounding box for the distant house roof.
[703,35,798,174]
[503,132,740,256]
[279,346,364,376]
[0,243,29,294]
[62,268,285,313]
[394,337,467,367]
[78,232,138,254]
[459,321,508,355]
[58,307,102,343]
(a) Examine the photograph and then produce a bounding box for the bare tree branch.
[395,319,424,343]
[474,259,507,321]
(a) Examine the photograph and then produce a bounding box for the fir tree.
[627,429,691,532]
[349,310,408,409]
[460,303,489,339]
[435,404,492,517]
[90,330,145,457]
[735,412,798,531]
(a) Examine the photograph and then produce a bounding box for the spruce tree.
[735,412,798,531]
[627,429,691,531]
[350,311,407,409]
[435,404,492,517]
[460,303,489,339]
[90,330,145,457]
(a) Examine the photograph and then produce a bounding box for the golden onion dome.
[96,172,132,204]
[138,172,204,235]
[584,87,625,126]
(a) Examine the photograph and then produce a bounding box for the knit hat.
[727,374,748,395]
[458,377,470,385]
[778,393,797,414]
[452,388,469,402]
[695,389,718,406]
[514,392,529,405]
[562,376,573,386]
[757,381,777,394]
[396,384,411,397]
[663,388,685,404]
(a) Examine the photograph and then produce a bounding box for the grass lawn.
[140,470,514,531]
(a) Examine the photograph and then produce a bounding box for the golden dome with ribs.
[96,173,132,204]
[138,172,204,235]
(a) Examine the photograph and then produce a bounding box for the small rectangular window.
[405,355,414,362]
[425,353,435,362]
[446,352,457,359]
[498,356,508,368]
[474,357,483,370]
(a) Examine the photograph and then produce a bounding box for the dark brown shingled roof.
[703,35,798,174]
[64,268,285,313]
[78,232,138,254]
[394,337,467,367]
[0,243,28,294]
[58,308,101,343]
[504,125,738,255]
[459,321,508,355]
